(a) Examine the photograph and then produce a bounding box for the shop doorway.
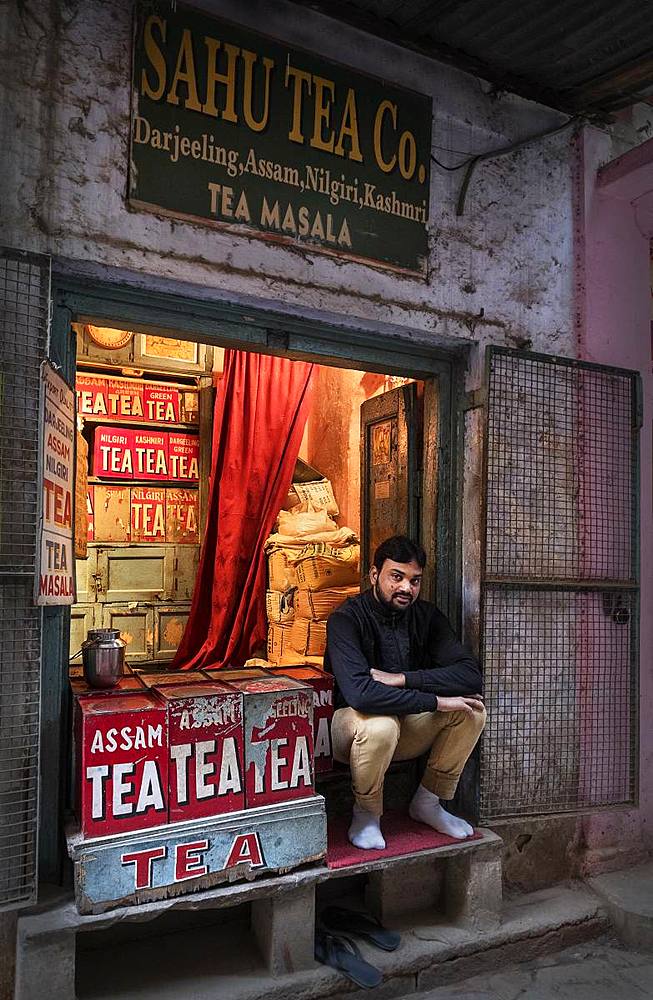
[70,323,442,672]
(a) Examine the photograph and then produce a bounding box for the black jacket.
[324,588,482,716]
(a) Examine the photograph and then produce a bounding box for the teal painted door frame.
[41,275,467,883]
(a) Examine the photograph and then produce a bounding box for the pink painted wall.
[574,127,653,867]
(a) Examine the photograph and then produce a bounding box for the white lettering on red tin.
[89,724,164,753]
[85,760,166,819]
[170,737,242,803]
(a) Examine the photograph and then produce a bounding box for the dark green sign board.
[130,5,432,274]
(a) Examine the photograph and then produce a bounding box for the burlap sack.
[277,502,336,537]
[265,589,295,624]
[290,618,327,657]
[291,479,339,516]
[267,623,293,664]
[295,585,358,620]
[295,555,359,591]
[268,550,298,591]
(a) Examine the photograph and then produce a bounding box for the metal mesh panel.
[0,248,49,906]
[0,250,50,574]
[480,349,639,821]
[480,587,637,818]
[0,582,41,905]
[485,352,634,583]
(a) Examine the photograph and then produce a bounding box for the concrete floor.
[410,936,653,999]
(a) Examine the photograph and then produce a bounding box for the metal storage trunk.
[224,676,314,809]
[155,681,245,822]
[75,692,168,838]
[268,666,334,773]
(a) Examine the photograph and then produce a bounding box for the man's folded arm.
[403,610,482,696]
[327,612,438,715]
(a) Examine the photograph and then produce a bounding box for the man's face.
[370,558,423,613]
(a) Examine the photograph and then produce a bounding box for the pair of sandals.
[315,905,401,990]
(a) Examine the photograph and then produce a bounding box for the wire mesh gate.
[0,247,50,907]
[479,348,640,822]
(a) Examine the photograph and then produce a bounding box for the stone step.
[71,883,606,1000]
[588,860,653,952]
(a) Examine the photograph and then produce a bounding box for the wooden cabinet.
[72,330,210,666]
[71,545,199,661]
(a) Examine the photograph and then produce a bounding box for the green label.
[130,5,432,274]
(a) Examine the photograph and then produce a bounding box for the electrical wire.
[430,115,584,213]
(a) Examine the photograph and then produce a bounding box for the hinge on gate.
[461,387,486,411]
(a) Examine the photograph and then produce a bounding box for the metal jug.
[81,628,126,689]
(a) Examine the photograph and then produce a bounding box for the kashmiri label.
[129,4,432,273]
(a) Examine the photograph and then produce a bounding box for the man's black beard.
[373,581,412,614]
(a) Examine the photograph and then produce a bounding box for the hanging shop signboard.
[130,4,432,274]
[36,362,76,605]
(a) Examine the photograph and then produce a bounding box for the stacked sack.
[265,483,359,666]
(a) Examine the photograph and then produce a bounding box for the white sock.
[348,804,386,850]
[409,784,474,839]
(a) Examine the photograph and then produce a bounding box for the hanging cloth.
[173,349,314,671]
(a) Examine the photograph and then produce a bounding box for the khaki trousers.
[331,705,487,816]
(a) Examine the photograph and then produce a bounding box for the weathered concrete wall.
[2,0,576,357]
[3,0,653,893]
[570,123,653,872]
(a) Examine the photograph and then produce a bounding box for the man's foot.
[348,805,386,850]
[409,785,474,839]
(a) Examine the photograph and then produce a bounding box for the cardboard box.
[93,485,131,542]
[156,682,245,822]
[267,666,334,773]
[131,487,166,542]
[224,676,313,809]
[166,488,199,544]
[76,692,168,838]
[168,433,199,482]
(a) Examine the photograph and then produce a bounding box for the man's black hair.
[373,535,427,571]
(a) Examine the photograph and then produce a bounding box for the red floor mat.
[326,810,481,869]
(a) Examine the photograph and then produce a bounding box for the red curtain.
[173,350,314,671]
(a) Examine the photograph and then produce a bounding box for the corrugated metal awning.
[290,0,653,115]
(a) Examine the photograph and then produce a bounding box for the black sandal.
[314,928,383,989]
[320,906,401,952]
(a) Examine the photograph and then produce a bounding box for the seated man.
[325,535,486,851]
